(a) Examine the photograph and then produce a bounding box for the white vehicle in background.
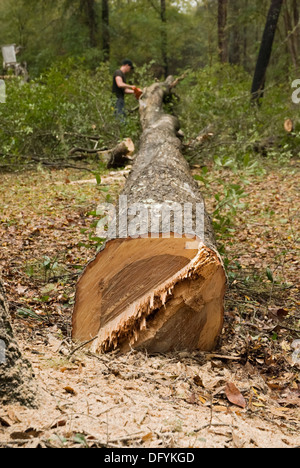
[1,43,28,81]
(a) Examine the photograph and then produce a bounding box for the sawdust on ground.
[0,162,299,448]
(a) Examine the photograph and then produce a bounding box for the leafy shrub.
[0,59,155,169]
[177,63,300,165]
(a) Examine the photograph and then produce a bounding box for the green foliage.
[0,0,298,81]
[17,307,47,322]
[178,63,300,165]
[0,0,214,77]
[194,153,260,250]
[0,60,155,167]
[180,63,299,253]
[42,255,59,282]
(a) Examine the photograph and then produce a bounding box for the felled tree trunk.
[72,76,226,354]
[0,278,36,406]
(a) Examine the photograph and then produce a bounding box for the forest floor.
[0,157,299,448]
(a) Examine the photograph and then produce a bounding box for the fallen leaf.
[276,308,289,321]
[142,432,153,442]
[10,431,32,441]
[186,392,198,405]
[6,408,21,423]
[16,284,27,295]
[10,428,43,440]
[51,419,67,429]
[213,405,228,413]
[278,388,300,407]
[252,402,266,408]
[193,375,203,387]
[198,395,207,404]
[232,432,245,448]
[225,382,246,409]
[0,416,10,427]
[64,386,77,395]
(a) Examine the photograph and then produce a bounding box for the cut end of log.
[284,118,294,133]
[107,138,135,168]
[72,234,226,354]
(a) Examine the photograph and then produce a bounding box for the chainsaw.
[132,86,143,99]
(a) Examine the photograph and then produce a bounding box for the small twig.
[127,105,139,114]
[68,336,97,357]
[0,440,28,446]
[69,146,108,155]
[205,353,241,361]
[193,423,239,434]
[32,159,95,173]
[64,132,102,141]
[109,431,145,444]
[209,392,213,427]
[169,72,188,89]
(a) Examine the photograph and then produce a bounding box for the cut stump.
[72,76,226,354]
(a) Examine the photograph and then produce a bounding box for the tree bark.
[293,0,300,53]
[0,277,36,407]
[251,0,283,102]
[102,0,110,61]
[161,0,169,77]
[80,0,98,48]
[72,76,226,355]
[218,0,228,63]
[283,0,299,71]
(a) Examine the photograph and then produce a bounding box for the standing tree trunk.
[80,0,98,48]
[228,0,245,66]
[251,0,283,102]
[293,0,300,54]
[72,76,226,355]
[0,278,36,407]
[102,0,110,61]
[218,0,228,63]
[283,0,299,71]
[242,0,249,70]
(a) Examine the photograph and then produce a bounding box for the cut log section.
[69,138,135,169]
[106,138,135,168]
[284,118,293,133]
[72,76,226,354]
